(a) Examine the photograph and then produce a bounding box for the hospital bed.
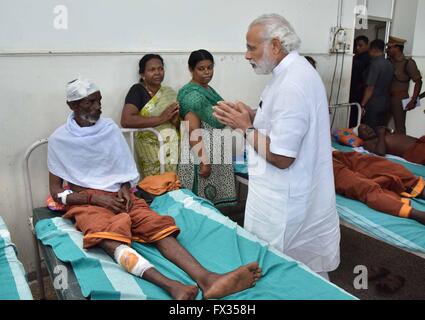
[235,152,425,260]
[24,128,355,300]
[330,103,425,259]
[235,103,425,262]
[0,216,33,300]
[331,142,425,260]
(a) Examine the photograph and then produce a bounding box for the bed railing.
[120,128,166,175]
[329,102,362,131]
[23,128,165,299]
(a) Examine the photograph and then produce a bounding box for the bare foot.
[254,267,262,281]
[169,282,199,300]
[201,262,261,300]
[410,209,425,225]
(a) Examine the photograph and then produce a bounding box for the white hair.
[250,14,301,53]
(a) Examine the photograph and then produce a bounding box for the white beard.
[252,49,276,75]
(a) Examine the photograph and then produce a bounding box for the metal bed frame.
[329,102,362,131]
[23,128,166,299]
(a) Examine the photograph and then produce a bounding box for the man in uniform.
[387,36,423,134]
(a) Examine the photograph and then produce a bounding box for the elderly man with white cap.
[47,77,261,300]
[213,14,340,279]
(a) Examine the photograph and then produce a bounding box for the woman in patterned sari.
[177,50,237,208]
[121,54,180,178]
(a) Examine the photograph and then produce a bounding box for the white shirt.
[245,51,340,273]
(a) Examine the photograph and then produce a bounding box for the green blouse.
[177,82,225,129]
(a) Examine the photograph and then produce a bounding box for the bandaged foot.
[114,245,154,277]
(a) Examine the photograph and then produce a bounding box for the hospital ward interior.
[2,0,425,302]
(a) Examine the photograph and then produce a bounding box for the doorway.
[354,19,389,49]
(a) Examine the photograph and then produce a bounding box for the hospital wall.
[0,0,423,274]
[391,0,418,55]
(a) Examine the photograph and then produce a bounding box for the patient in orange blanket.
[333,151,425,224]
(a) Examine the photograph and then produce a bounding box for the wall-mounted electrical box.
[329,27,353,53]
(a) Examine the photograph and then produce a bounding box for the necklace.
[144,83,159,97]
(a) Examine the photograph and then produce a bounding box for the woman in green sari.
[178,50,237,208]
[121,54,180,178]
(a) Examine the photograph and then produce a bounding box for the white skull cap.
[66,77,99,102]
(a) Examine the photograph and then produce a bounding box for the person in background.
[349,36,370,128]
[177,49,237,208]
[361,39,393,131]
[333,150,425,225]
[386,36,423,134]
[121,54,180,178]
[304,56,317,69]
[358,124,425,165]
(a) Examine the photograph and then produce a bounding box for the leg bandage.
[114,245,154,277]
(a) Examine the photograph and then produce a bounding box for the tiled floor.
[330,225,425,300]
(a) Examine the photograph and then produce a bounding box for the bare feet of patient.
[410,208,425,225]
[200,262,262,300]
[169,282,199,300]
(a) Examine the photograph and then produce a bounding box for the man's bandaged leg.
[114,245,154,277]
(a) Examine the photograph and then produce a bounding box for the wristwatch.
[244,127,256,140]
[57,190,74,205]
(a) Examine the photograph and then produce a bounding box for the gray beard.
[80,114,98,125]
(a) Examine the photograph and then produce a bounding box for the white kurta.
[244,51,340,273]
